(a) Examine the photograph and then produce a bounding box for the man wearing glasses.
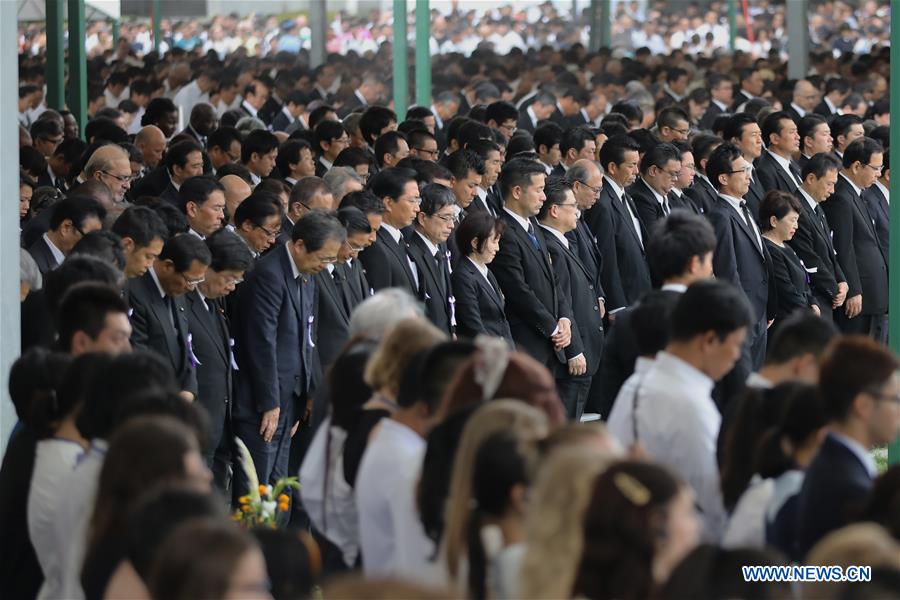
[127,233,212,402]
[629,143,682,234]
[84,144,134,203]
[27,196,106,275]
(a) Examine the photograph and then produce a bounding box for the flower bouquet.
[232,437,301,528]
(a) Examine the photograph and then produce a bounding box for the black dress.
[764,237,815,325]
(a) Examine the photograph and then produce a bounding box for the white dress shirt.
[42,233,66,267]
[798,186,819,213]
[241,99,259,118]
[355,419,434,580]
[839,173,862,198]
[790,102,807,118]
[722,475,774,549]
[380,222,419,288]
[604,176,643,247]
[641,176,670,213]
[631,351,726,541]
[767,149,800,186]
[526,105,538,130]
[874,180,890,205]
[29,439,85,592]
[607,356,655,433]
[720,193,763,252]
[829,431,877,478]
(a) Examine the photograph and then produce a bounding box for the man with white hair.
[348,288,424,340]
[83,144,133,203]
[323,167,364,205]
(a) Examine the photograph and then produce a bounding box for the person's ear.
[121,237,135,253]
[186,201,198,219]
[71,330,90,355]
[770,215,778,229]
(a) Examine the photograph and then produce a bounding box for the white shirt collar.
[148,264,167,298]
[746,372,774,389]
[839,172,862,197]
[539,223,569,249]
[660,283,687,293]
[790,102,807,118]
[188,228,205,240]
[326,263,335,274]
[415,231,440,256]
[798,186,819,212]
[467,256,490,280]
[168,171,182,191]
[640,176,667,205]
[285,176,298,186]
[196,287,208,304]
[654,351,715,395]
[319,156,333,171]
[241,99,258,117]
[475,186,487,201]
[502,207,531,233]
[430,106,443,129]
[46,164,58,186]
[285,242,301,279]
[824,96,841,115]
[281,105,296,123]
[671,187,683,197]
[250,172,261,186]
[712,98,728,111]
[767,149,796,179]
[829,431,877,477]
[603,175,625,200]
[719,193,747,214]
[354,89,368,106]
[664,84,684,102]
[380,221,403,244]
[42,233,66,265]
[874,180,889,204]
[526,105,538,128]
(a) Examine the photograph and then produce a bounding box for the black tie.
[740,201,763,251]
[333,268,352,315]
[789,163,804,188]
[526,222,541,251]
[814,204,830,235]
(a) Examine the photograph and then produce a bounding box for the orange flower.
[238,495,251,505]
[258,484,268,495]
[278,502,290,512]
[278,494,290,503]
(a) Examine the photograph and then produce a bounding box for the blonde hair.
[362,318,446,394]
[518,447,619,599]
[804,523,900,600]
[443,400,548,581]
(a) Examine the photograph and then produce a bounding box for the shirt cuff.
[567,353,585,364]
[609,306,626,314]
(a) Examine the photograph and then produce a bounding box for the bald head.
[220,174,253,224]
[135,125,167,169]
[793,80,821,112]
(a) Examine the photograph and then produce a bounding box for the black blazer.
[708,197,771,321]
[516,110,537,134]
[314,267,352,368]
[862,184,889,258]
[669,190,702,215]
[314,157,329,178]
[565,111,590,129]
[27,236,61,275]
[543,230,605,375]
[337,92,366,119]
[358,227,420,297]
[257,95,283,125]
[787,192,846,315]
[814,99,837,118]
[764,238,814,322]
[628,177,668,234]
[341,259,371,308]
[699,102,728,131]
[126,270,198,395]
[488,211,570,367]
[755,151,801,195]
[130,166,170,199]
[731,89,754,111]
[451,256,513,344]
[407,234,454,334]
[185,290,233,432]
[685,175,718,215]
[271,110,295,133]
[795,434,874,559]
[36,168,67,193]
[744,170,766,221]
[821,176,888,315]
[565,219,606,302]
[784,104,805,126]
[232,246,319,417]
[584,182,651,311]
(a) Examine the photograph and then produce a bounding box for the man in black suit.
[110,205,169,280]
[308,64,337,104]
[257,74,291,125]
[232,212,345,489]
[794,337,900,559]
[314,120,350,177]
[517,90,557,135]
[668,141,703,214]
[28,197,106,275]
[723,114,765,219]
[756,111,804,195]
[337,189,384,306]
[815,78,850,118]
[785,79,821,125]
[539,178,604,420]
[272,91,309,133]
[407,185,457,335]
[39,138,83,193]
[830,114,865,161]
[445,149,484,215]
[489,157,573,373]
[628,143,681,235]
[660,67,689,106]
[57,282,133,356]
[706,143,771,374]
[241,130,279,187]
[685,134,723,215]
[186,229,253,486]
[730,67,764,111]
[557,127,598,175]
[131,139,204,203]
[821,137,888,342]
[789,153,849,320]
[238,80,269,120]
[469,139,503,217]
[595,212,717,418]
[699,73,733,131]
[336,73,385,119]
[179,176,227,240]
[484,101,519,141]
[180,103,217,150]
[127,233,211,401]
[585,134,652,319]
[862,150,890,258]
[316,208,374,368]
[358,168,422,297]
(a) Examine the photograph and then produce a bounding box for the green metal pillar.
[153,0,162,54]
[45,0,65,110]
[392,0,408,118]
[67,0,87,135]
[888,1,900,466]
[414,0,430,108]
[112,19,120,46]
[728,0,737,52]
[588,0,611,52]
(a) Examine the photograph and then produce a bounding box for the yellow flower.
[238,495,251,505]
[258,484,268,495]
[278,494,290,503]
[278,501,290,512]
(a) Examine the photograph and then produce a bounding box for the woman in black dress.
[759,190,820,328]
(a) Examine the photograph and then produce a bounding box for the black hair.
[669,280,754,342]
[44,256,122,317]
[49,196,106,231]
[213,162,253,184]
[800,151,842,182]
[335,206,372,235]
[609,100,643,125]
[57,282,129,353]
[639,142,681,174]
[70,231,127,271]
[691,134,723,171]
[292,211,346,248]
[756,384,827,480]
[411,160,454,186]
[207,126,242,154]
[417,183,457,217]
[7,347,72,434]
[455,210,505,257]
[359,106,397,145]
[30,118,64,142]
[485,101,518,127]
[842,136,884,170]
[705,142,744,191]
[339,189,385,215]
[233,192,282,229]
[334,147,373,170]
[646,211,716,284]
[112,205,169,246]
[373,131,408,168]
[632,291,679,356]
[367,167,417,201]
[560,126,596,157]
[443,149,485,180]
[158,233,212,271]
[597,133,642,174]
[276,139,312,176]
[84,117,128,144]
[498,157,547,201]
[798,114,828,155]
[458,120,494,149]
[178,176,225,214]
[164,139,203,170]
[758,190,802,231]
[660,545,790,600]
[252,529,319,600]
[760,111,794,148]
[307,104,336,131]
[533,122,564,155]
[315,119,347,150]
[830,113,863,147]
[133,197,190,238]
[656,105,689,131]
[722,113,759,143]
[204,228,254,273]
[406,106,434,121]
[241,129,279,164]
[536,176,573,220]
[466,138,501,160]
[140,97,177,127]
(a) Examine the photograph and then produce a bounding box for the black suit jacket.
[669,190,702,215]
[795,434,874,559]
[764,239,814,322]
[358,227,420,297]
[821,176,888,315]
[731,90,754,111]
[516,110,537,135]
[787,192,846,316]
[543,230,605,374]
[584,182,652,311]
[708,197,771,321]
[314,267,352,368]
[451,256,513,344]
[699,101,727,131]
[36,168,67,193]
[755,151,802,196]
[685,175,718,215]
[185,290,233,431]
[342,259,371,308]
[564,111,590,129]
[271,110,295,133]
[488,212,571,367]
[566,219,606,302]
[337,92,366,119]
[628,178,668,234]
[814,99,837,118]
[232,246,319,417]
[258,95,283,125]
[27,236,61,275]
[862,184,889,258]
[130,166,170,199]
[407,233,454,334]
[744,170,766,221]
[784,105,805,125]
[127,270,198,395]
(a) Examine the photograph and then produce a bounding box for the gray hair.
[235,116,266,134]
[84,144,129,177]
[348,288,424,340]
[323,166,363,202]
[20,251,42,292]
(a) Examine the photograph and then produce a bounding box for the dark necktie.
[434,249,450,298]
[813,204,830,236]
[333,268,352,315]
[526,222,541,251]
[789,163,804,188]
[622,193,644,246]
[167,296,185,359]
[740,200,763,252]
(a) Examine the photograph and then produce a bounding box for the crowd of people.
[16,1,893,61]
[4,6,900,600]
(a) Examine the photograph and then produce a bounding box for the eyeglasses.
[222,275,244,286]
[665,170,682,179]
[345,241,367,252]
[577,180,602,195]
[180,272,206,287]
[668,127,690,136]
[431,213,456,223]
[864,163,884,173]
[101,170,136,183]
[498,123,517,135]
[413,147,439,159]
[727,166,753,175]
[254,223,281,239]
